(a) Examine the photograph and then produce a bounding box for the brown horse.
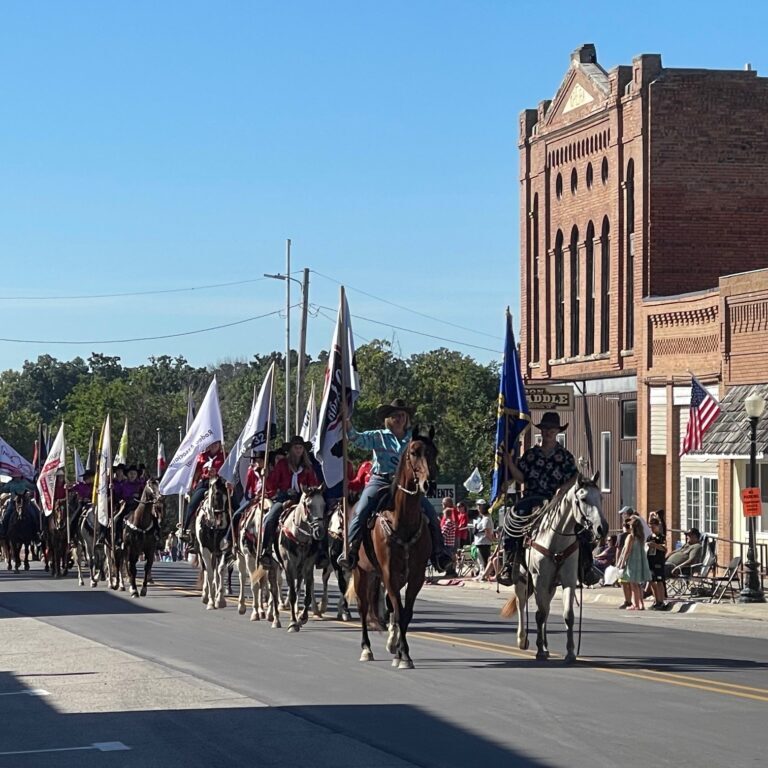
[45,495,73,578]
[121,480,164,598]
[5,493,38,573]
[348,427,437,669]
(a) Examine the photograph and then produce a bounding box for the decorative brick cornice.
[648,305,718,328]
[729,299,768,332]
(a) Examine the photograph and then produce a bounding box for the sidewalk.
[424,574,768,620]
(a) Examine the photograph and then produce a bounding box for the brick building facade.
[518,44,768,529]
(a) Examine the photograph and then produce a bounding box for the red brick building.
[518,44,768,527]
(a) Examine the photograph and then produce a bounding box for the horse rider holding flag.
[337,399,453,574]
[179,440,226,544]
[497,411,598,586]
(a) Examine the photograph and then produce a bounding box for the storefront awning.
[691,383,768,459]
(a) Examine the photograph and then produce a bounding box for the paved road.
[0,561,766,768]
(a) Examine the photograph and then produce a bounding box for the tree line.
[0,342,500,492]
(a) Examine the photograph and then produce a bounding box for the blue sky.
[0,1,764,371]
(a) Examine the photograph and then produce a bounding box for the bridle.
[397,441,433,497]
[125,485,163,534]
[282,490,325,543]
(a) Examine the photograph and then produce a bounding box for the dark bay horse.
[122,480,163,598]
[348,427,437,669]
[45,494,75,578]
[5,494,38,573]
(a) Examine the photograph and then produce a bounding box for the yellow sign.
[526,385,574,411]
[741,487,762,518]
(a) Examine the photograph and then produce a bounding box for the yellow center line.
[153,580,768,703]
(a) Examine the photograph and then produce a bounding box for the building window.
[534,434,543,447]
[600,217,610,353]
[555,230,565,359]
[570,226,579,356]
[600,432,611,492]
[571,168,578,194]
[625,160,635,350]
[586,162,594,189]
[532,195,540,362]
[556,173,563,199]
[585,222,595,355]
[556,432,567,448]
[686,476,718,535]
[601,157,609,184]
[622,400,637,439]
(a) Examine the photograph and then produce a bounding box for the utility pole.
[295,268,310,434]
[285,238,291,441]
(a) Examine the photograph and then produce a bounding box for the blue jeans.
[348,475,444,555]
[183,482,209,530]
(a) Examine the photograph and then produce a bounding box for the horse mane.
[537,475,579,529]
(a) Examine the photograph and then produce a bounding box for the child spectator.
[617,516,651,610]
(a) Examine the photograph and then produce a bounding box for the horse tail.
[500,594,518,619]
[345,571,357,604]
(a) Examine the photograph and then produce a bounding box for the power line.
[317,305,500,354]
[0,276,270,301]
[311,269,502,341]
[315,307,373,345]
[0,307,293,345]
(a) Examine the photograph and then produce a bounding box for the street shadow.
[0,590,162,618]
[0,671,555,768]
[581,655,768,674]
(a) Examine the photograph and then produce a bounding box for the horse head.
[205,477,230,526]
[141,479,164,524]
[572,472,607,541]
[298,486,327,541]
[401,426,438,494]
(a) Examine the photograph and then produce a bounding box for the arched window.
[600,217,611,353]
[571,168,578,194]
[570,226,580,357]
[601,157,609,184]
[556,172,563,199]
[585,221,595,355]
[625,160,635,349]
[532,195,540,362]
[555,230,565,359]
[586,162,594,189]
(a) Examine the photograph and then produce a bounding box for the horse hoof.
[140,588,147,597]
[519,638,529,651]
[119,585,125,592]
[206,603,215,610]
[535,651,549,661]
[564,653,577,665]
[90,581,97,589]
[238,604,247,615]
[287,624,299,633]
[342,611,352,622]
[131,591,139,598]
[391,658,400,668]
[360,649,374,662]
[272,620,281,629]
[398,659,414,670]
[250,611,260,621]
[217,599,227,609]
[24,563,29,571]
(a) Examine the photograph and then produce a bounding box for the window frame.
[600,431,611,492]
[621,399,638,439]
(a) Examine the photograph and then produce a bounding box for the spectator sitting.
[664,528,703,578]
[593,535,618,574]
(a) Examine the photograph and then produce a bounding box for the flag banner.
[490,310,530,505]
[313,291,360,487]
[463,467,484,494]
[74,447,85,482]
[33,423,49,474]
[113,418,128,467]
[300,381,318,443]
[37,423,65,516]
[220,363,277,484]
[85,428,97,472]
[157,441,167,478]
[186,389,196,432]
[0,435,35,480]
[159,378,223,496]
[94,414,112,525]
[680,377,721,456]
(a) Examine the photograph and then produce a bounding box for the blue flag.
[490,310,530,504]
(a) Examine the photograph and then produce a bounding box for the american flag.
[680,377,720,456]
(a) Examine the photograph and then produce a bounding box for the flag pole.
[177,425,184,531]
[256,363,276,558]
[339,286,351,563]
[61,422,71,550]
[92,422,103,566]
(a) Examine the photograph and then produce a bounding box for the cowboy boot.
[337,537,361,570]
[498,548,521,587]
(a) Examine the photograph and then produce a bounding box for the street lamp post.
[739,391,766,603]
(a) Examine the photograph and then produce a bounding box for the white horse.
[234,499,282,628]
[195,478,231,610]
[501,474,607,664]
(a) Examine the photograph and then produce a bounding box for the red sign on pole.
[741,487,762,518]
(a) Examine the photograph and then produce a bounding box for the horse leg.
[562,585,577,664]
[127,550,139,597]
[140,546,152,597]
[267,566,281,628]
[300,560,313,625]
[23,544,30,571]
[286,564,300,632]
[199,549,215,609]
[236,551,248,615]
[534,582,551,661]
[355,569,374,661]
[397,570,426,670]
[335,562,351,621]
[315,563,330,617]
[516,577,529,651]
[216,554,228,608]
[13,543,21,573]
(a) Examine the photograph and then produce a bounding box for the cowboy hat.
[534,411,568,431]
[376,398,415,421]
[284,435,313,451]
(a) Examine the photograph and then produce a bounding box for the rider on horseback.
[336,399,453,573]
[0,467,37,538]
[179,442,226,545]
[71,469,95,504]
[258,436,318,566]
[497,412,598,587]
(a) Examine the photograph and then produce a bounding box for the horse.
[122,480,164,598]
[195,477,232,610]
[500,473,607,664]
[314,499,352,622]
[234,498,282,627]
[44,493,76,578]
[347,427,437,669]
[76,504,110,588]
[277,487,327,632]
[5,494,39,573]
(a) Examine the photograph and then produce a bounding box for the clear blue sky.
[0,1,764,371]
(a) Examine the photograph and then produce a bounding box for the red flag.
[157,441,167,478]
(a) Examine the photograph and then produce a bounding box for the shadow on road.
[0,590,162,618]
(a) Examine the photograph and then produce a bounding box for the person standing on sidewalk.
[472,500,494,580]
[646,511,668,610]
[617,516,651,610]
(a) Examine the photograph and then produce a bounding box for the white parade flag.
[159,378,223,496]
[220,363,277,485]
[74,446,85,482]
[300,381,318,443]
[37,423,65,516]
[463,466,484,494]
[113,418,128,466]
[313,291,360,487]
[95,414,112,525]
[0,435,35,480]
